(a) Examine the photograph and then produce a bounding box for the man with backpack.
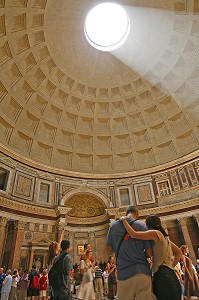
[106,206,155,300]
[27,264,40,300]
[49,240,73,300]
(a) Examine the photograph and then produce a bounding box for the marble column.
[178,217,196,262]
[10,220,25,270]
[68,231,74,259]
[0,217,8,266]
[89,231,96,261]
[55,206,71,241]
[28,244,34,272]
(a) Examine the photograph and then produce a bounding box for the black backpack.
[48,252,67,289]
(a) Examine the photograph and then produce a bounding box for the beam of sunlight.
[111,6,199,110]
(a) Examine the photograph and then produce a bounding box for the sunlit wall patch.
[84,2,130,51]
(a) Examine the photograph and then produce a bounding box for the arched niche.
[62,188,109,218]
[65,193,106,218]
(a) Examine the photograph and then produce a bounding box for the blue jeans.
[53,287,70,300]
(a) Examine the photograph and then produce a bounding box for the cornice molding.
[0,196,55,218]
[106,198,199,218]
[0,196,198,223]
[138,198,199,217]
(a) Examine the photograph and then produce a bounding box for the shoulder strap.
[116,219,135,265]
[53,252,68,267]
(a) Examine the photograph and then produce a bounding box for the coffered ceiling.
[0,0,199,174]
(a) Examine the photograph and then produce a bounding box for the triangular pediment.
[37,238,51,243]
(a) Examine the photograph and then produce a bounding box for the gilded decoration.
[65,212,108,224]
[65,194,105,218]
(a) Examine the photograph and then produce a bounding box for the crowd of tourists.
[0,206,199,300]
[0,255,114,300]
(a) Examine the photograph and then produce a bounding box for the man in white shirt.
[1,270,12,300]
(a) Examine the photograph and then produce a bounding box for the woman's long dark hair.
[146,214,168,237]
[47,241,58,266]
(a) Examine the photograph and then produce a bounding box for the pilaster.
[28,243,34,272]
[178,217,196,262]
[0,217,8,266]
[9,220,25,270]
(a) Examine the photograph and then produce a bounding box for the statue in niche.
[33,256,42,272]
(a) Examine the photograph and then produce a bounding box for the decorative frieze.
[187,165,198,186]
[170,170,181,192]
[178,168,189,189]
[65,212,109,225]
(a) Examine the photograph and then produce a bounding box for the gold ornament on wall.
[65,194,105,218]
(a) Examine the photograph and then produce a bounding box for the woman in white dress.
[77,250,95,300]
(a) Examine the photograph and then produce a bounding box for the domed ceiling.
[0,0,199,175]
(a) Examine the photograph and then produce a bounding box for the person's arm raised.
[57,227,65,246]
[170,242,181,268]
[120,217,158,243]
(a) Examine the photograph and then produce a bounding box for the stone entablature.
[0,196,198,223]
[1,150,199,210]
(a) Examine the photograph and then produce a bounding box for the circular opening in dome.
[84,3,130,52]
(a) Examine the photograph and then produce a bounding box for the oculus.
[84,2,130,51]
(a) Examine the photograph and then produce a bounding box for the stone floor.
[72,296,117,300]
[72,296,198,300]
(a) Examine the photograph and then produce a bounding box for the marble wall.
[0,152,199,269]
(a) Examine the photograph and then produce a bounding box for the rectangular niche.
[38,181,51,203]
[0,167,10,191]
[13,171,35,200]
[118,187,131,207]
